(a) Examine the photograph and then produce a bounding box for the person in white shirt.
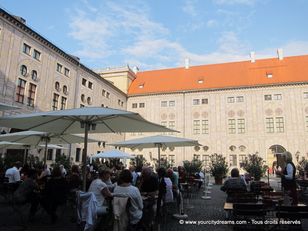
[88,166,113,216]
[195,168,205,189]
[5,161,22,183]
[129,165,138,186]
[158,167,173,203]
[59,164,67,176]
[44,164,51,175]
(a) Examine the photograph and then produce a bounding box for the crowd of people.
[0,161,205,230]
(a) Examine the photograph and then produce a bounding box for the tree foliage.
[241,153,265,179]
[154,157,174,172]
[104,158,123,169]
[51,154,73,171]
[130,156,149,172]
[183,157,203,175]
[209,153,229,178]
[297,157,308,176]
[1,153,24,167]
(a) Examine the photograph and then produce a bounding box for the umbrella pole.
[44,139,48,166]
[158,144,161,169]
[82,123,89,192]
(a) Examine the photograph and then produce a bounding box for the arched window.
[20,65,27,76]
[31,70,37,81]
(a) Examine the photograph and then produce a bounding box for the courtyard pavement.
[0,175,306,231]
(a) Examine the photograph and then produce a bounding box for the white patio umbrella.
[0,107,177,190]
[0,102,20,111]
[90,149,135,166]
[109,135,202,168]
[0,131,104,165]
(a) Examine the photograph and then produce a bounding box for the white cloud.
[207,19,218,27]
[182,0,198,18]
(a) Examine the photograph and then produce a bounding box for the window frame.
[193,99,200,105]
[33,49,41,60]
[266,117,274,133]
[22,43,31,55]
[15,78,26,103]
[236,96,244,102]
[228,119,236,134]
[237,118,245,134]
[169,101,175,106]
[202,120,209,134]
[27,83,36,107]
[52,93,59,110]
[60,96,67,110]
[161,101,167,107]
[56,63,62,73]
[193,120,200,134]
[139,103,145,108]
[227,97,234,103]
[201,98,208,104]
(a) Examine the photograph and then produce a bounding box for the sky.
[0,0,308,71]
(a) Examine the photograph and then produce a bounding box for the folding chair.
[233,203,266,231]
[274,205,308,230]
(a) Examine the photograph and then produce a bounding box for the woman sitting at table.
[12,169,41,221]
[40,166,69,223]
[220,168,247,202]
[88,166,113,216]
[157,167,173,203]
[113,169,143,227]
[68,165,82,191]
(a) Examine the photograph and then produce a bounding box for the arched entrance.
[269,145,286,170]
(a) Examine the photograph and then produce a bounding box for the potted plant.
[241,153,265,180]
[209,153,229,185]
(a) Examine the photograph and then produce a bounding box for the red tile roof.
[127,55,308,95]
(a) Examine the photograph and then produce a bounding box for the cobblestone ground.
[1,176,307,231]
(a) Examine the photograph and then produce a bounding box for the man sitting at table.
[194,168,204,189]
[12,169,41,221]
[5,161,21,183]
[137,167,159,231]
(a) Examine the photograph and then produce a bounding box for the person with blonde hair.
[276,151,298,205]
[88,166,113,215]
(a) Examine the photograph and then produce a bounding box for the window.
[76,148,81,162]
[267,74,273,78]
[169,121,175,135]
[229,155,237,166]
[193,120,200,134]
[132,103,137,108]
[203,146,209,151]
[239,145,246,152]
[33,49,41,60]
[82,78,87,86]
[169,147,175,151]
[304,92,308,99]
[202,99,208,104]
[202,120,209,134]
[266,117,274,133]
[202,155,210,166]
[64,68,70,77]
[88,81,93,89]
[239,155,246,164]
[274,94,282,100]
[80,104,85,108]
[31,70,37,81]
[139,103,145,108]
[227,97,234,103]
[87,97,92,105]
[194,146,200,152]
[102,89,106,96]
[161,121,167,135]
[229,145,236,151]
[237,96,244,102]
[264,95,272,100]
[15,78,26,103]
[63,85,68,95]
[161,101,167,107]
[238,119,245,133]
[27,83,36,107]
[20,65,27,76]
[193,99,200,105]
[60,97,67,110]
[56,63,62,73]
[276,117,284,133]
[228,119,236,134]
[22,43,31,55]
[56,149,61,159]
[106,92,110,99]
[169,155,175,165]
[169,101,175,106]
[81,94,86,103]
[198,79,203,84]
[52,93,59,110]
[47,149,53,160]
[54,82,60,91]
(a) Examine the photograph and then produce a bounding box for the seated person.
[68,165,82,191]
[40,166,69,223]
[194,168,205,189]
[220,168,247,202]
[113,169,143,227]
[166,168,180,207]
[137,167,159,231]
[178,166,186,178]
[158,168,173,203]
[36,165,47,183]
[5,161,22,184]
[12,169,41,220]
[88,166,113,216]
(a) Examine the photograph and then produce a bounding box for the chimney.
[133,66,139,74]
[277,48,283,61]
[185,59,190,70]
[250,51,255,63]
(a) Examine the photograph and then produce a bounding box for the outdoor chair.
[233,193,256,203]
[273,205,308,230]
[233,203,266,231]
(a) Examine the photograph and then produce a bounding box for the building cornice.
[127,81,308,98]
[0,8,126,97]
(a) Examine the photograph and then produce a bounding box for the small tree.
[4,152,24,167]
[183,157,202,176]
[51,153,73,171]
[104,158,123,169]
[209,153,229,179]
[130,156,149,172]
[154,157,174,172]
[241,153,265,179]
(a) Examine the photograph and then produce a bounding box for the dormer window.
[267,71,273,78]
[139,83,145,89]
[198,78,203,84]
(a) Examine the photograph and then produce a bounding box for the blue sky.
[1,0,308,71]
